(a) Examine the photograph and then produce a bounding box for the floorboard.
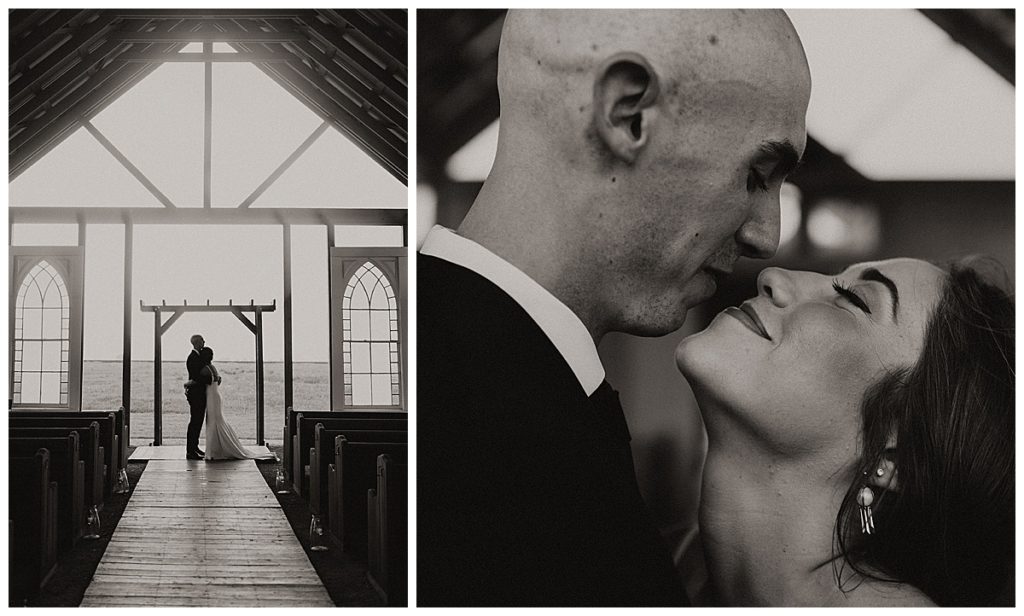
[81,449,332,607]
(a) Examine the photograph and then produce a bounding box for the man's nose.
[736,196,781,260]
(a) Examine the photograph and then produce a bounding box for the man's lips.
[724,303,771,340]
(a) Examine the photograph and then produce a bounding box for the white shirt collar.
[421,225,605,396]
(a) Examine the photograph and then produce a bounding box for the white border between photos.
[3,1,1021,613]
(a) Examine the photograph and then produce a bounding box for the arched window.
[14,260,70,405]
[342,262,400,406]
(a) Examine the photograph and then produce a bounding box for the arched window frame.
[9,247,85,410]
[329,247,407,410]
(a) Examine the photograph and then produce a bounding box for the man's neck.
[459,174,611,344]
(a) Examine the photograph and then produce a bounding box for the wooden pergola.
[141,299,276,446]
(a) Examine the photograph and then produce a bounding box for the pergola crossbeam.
[140,300,277,312]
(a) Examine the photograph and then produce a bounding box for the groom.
[419,10,811,606]
[184,334,209,460]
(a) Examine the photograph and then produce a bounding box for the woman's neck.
[700,437,857,606]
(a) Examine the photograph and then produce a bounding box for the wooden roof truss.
[9,9,408,185]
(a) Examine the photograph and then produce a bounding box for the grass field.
[82,360,330,446]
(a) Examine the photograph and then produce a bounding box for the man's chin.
[617,305,691,338]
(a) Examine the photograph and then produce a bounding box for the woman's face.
[676,258,945,455]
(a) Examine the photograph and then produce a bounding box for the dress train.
[204,380,275,460]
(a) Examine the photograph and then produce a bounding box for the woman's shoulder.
[843,579,936,607]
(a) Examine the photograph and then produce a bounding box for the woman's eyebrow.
[860,268,900,321]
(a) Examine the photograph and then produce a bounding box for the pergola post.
[255,308,265,446]
[153,308,162,445]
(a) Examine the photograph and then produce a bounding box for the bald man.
[419,9,811,606]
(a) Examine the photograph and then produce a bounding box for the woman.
[199,347,275,461]
[675,257,1013,607]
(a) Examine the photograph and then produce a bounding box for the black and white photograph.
[9,9,408,607]
[416,9,1013,607]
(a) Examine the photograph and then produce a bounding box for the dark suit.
[418,254,687,606]
[185,349,210,453]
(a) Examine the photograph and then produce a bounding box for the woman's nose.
[757,267,795,306]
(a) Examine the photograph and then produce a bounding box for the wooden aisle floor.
[81,450,333,607]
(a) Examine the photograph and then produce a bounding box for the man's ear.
[592,52,660,164]
[868,449,899,493]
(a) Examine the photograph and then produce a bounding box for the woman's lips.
[724,304,771,340]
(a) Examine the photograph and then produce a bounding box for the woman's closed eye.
[832,279,871,314]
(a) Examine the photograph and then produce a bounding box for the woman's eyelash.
[832,279,872,314]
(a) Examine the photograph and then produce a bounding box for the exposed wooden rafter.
[9,9,408,184]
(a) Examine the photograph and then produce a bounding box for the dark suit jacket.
[185,349,210,402]
[418,254,687,607]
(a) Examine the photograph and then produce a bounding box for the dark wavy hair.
[199,346,214,363]
[832,258,1014,606]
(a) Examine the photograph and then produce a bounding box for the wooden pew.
[10,423,104,514]
[292,415,407,495]
[10,409,126,468]
[10,435,84,552]
[328,437,407,555]
[9,450,59,605]
[367,454,407,606]
[10,410,123,490]
[309,427,407,520]
[282,409,406,482]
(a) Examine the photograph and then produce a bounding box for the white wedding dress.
[204,365,275,461]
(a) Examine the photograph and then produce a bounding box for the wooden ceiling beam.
[9,207,408,227]
[10,9,86,73]
[212,19,407,183]
[258,58,406,161]
[10,11,121,104]
[115,10,305,19]
[10,23,198,180]
[109,30,304,43]
[252,61,406,185]
[303,17,406,100]
[320,10,406,67]
[374,10,409,37]
[285,38,407,124]
[10,38,129,126]
[10,62,159,180]
[113,50,294,63]
[10,9,59,38]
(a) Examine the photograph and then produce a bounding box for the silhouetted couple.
[184,334,273,461]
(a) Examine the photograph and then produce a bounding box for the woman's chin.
[674,329,711,377]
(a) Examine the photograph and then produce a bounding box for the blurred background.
[417,9,1014,592]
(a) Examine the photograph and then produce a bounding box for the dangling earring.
[857,481,876,535]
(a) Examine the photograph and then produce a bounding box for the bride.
[198,346,275,461]
[675,257,1013,607]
